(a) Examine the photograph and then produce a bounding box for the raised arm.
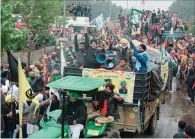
[74,34,79,52]
[85,33,90,50]
[130,41,139,53]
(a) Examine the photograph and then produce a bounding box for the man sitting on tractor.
[91,83,124,121]
[60,92,87,138]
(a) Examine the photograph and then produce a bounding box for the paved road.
[121,90,195,138]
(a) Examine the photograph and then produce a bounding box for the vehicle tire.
[145,110,157,135]
[98,124,121,138]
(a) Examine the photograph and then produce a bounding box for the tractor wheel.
[145,109,157,135]
[99,125,121,138]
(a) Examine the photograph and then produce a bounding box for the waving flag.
[95,14,104,31]
[129,9,143,24]
[60,42,67,76]
[18,58,35,138]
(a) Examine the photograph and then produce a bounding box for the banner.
[95,14,104,31]
[82,68,135,103]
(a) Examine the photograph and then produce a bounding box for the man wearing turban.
[129,39,151,73]
[59,91,87,138]
[1,94,17,138]
[92,83,124,120]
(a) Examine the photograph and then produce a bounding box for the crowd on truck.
[1,7,195,138]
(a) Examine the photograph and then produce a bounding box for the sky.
[112,0,175,11]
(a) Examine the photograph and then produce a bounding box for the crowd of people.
[66,3,92,18]
[1,7,195,138]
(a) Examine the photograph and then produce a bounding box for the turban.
[105,83,115,91]
[69,92,80,100]
[5,94,14,103]
[140,44,147,51]
[120,80,127,86]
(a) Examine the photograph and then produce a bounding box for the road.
[121,90,195,138]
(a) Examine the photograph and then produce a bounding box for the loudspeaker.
[96,53,107,63]
[105,58,116,69]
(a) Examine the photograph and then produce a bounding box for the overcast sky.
[112,0,174,11]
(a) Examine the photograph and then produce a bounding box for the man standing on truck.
[91,83,124,121]
[129,40,151,73]
[115,58,132,72]
[74,33,87,67]
[59,92,87,138]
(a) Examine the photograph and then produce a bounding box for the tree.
[2,0,64,66]
[1,1,27,53]
[13,0,64,45]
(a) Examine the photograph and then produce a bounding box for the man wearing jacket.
[1,94,17,138]
[112,38,131,65]
[91,83,124,120]
[60,92,87,138]
[74,33,87,67]
[130,40,151,73]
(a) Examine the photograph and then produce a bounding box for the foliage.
[1,1,27,52]
[13,0,64,45]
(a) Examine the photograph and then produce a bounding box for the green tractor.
[28,76,120,138]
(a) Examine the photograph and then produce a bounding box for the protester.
[115,58,132,72]
[27,93,53,135]
[130,40,152,73]
[112,38,130,64]
[91,83,124,120]
[22,100,31,138]
[74,33,87,67]
[1,94,17,138]
[173,120,186,138]
[59,92,87,138]
[82,32,105,69]
[183,125,195,138]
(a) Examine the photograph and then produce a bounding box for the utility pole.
[127,0,128,15]
[94,0,96,19]
[109,0,112,20]
[63,0,66,38]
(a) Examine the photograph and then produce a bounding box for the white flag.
[95,14,104,31]
[60,42,67,76]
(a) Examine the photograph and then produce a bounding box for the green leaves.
[1,1,27,52]
[1,0,64,54]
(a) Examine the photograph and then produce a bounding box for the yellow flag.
[18,59,35,138]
